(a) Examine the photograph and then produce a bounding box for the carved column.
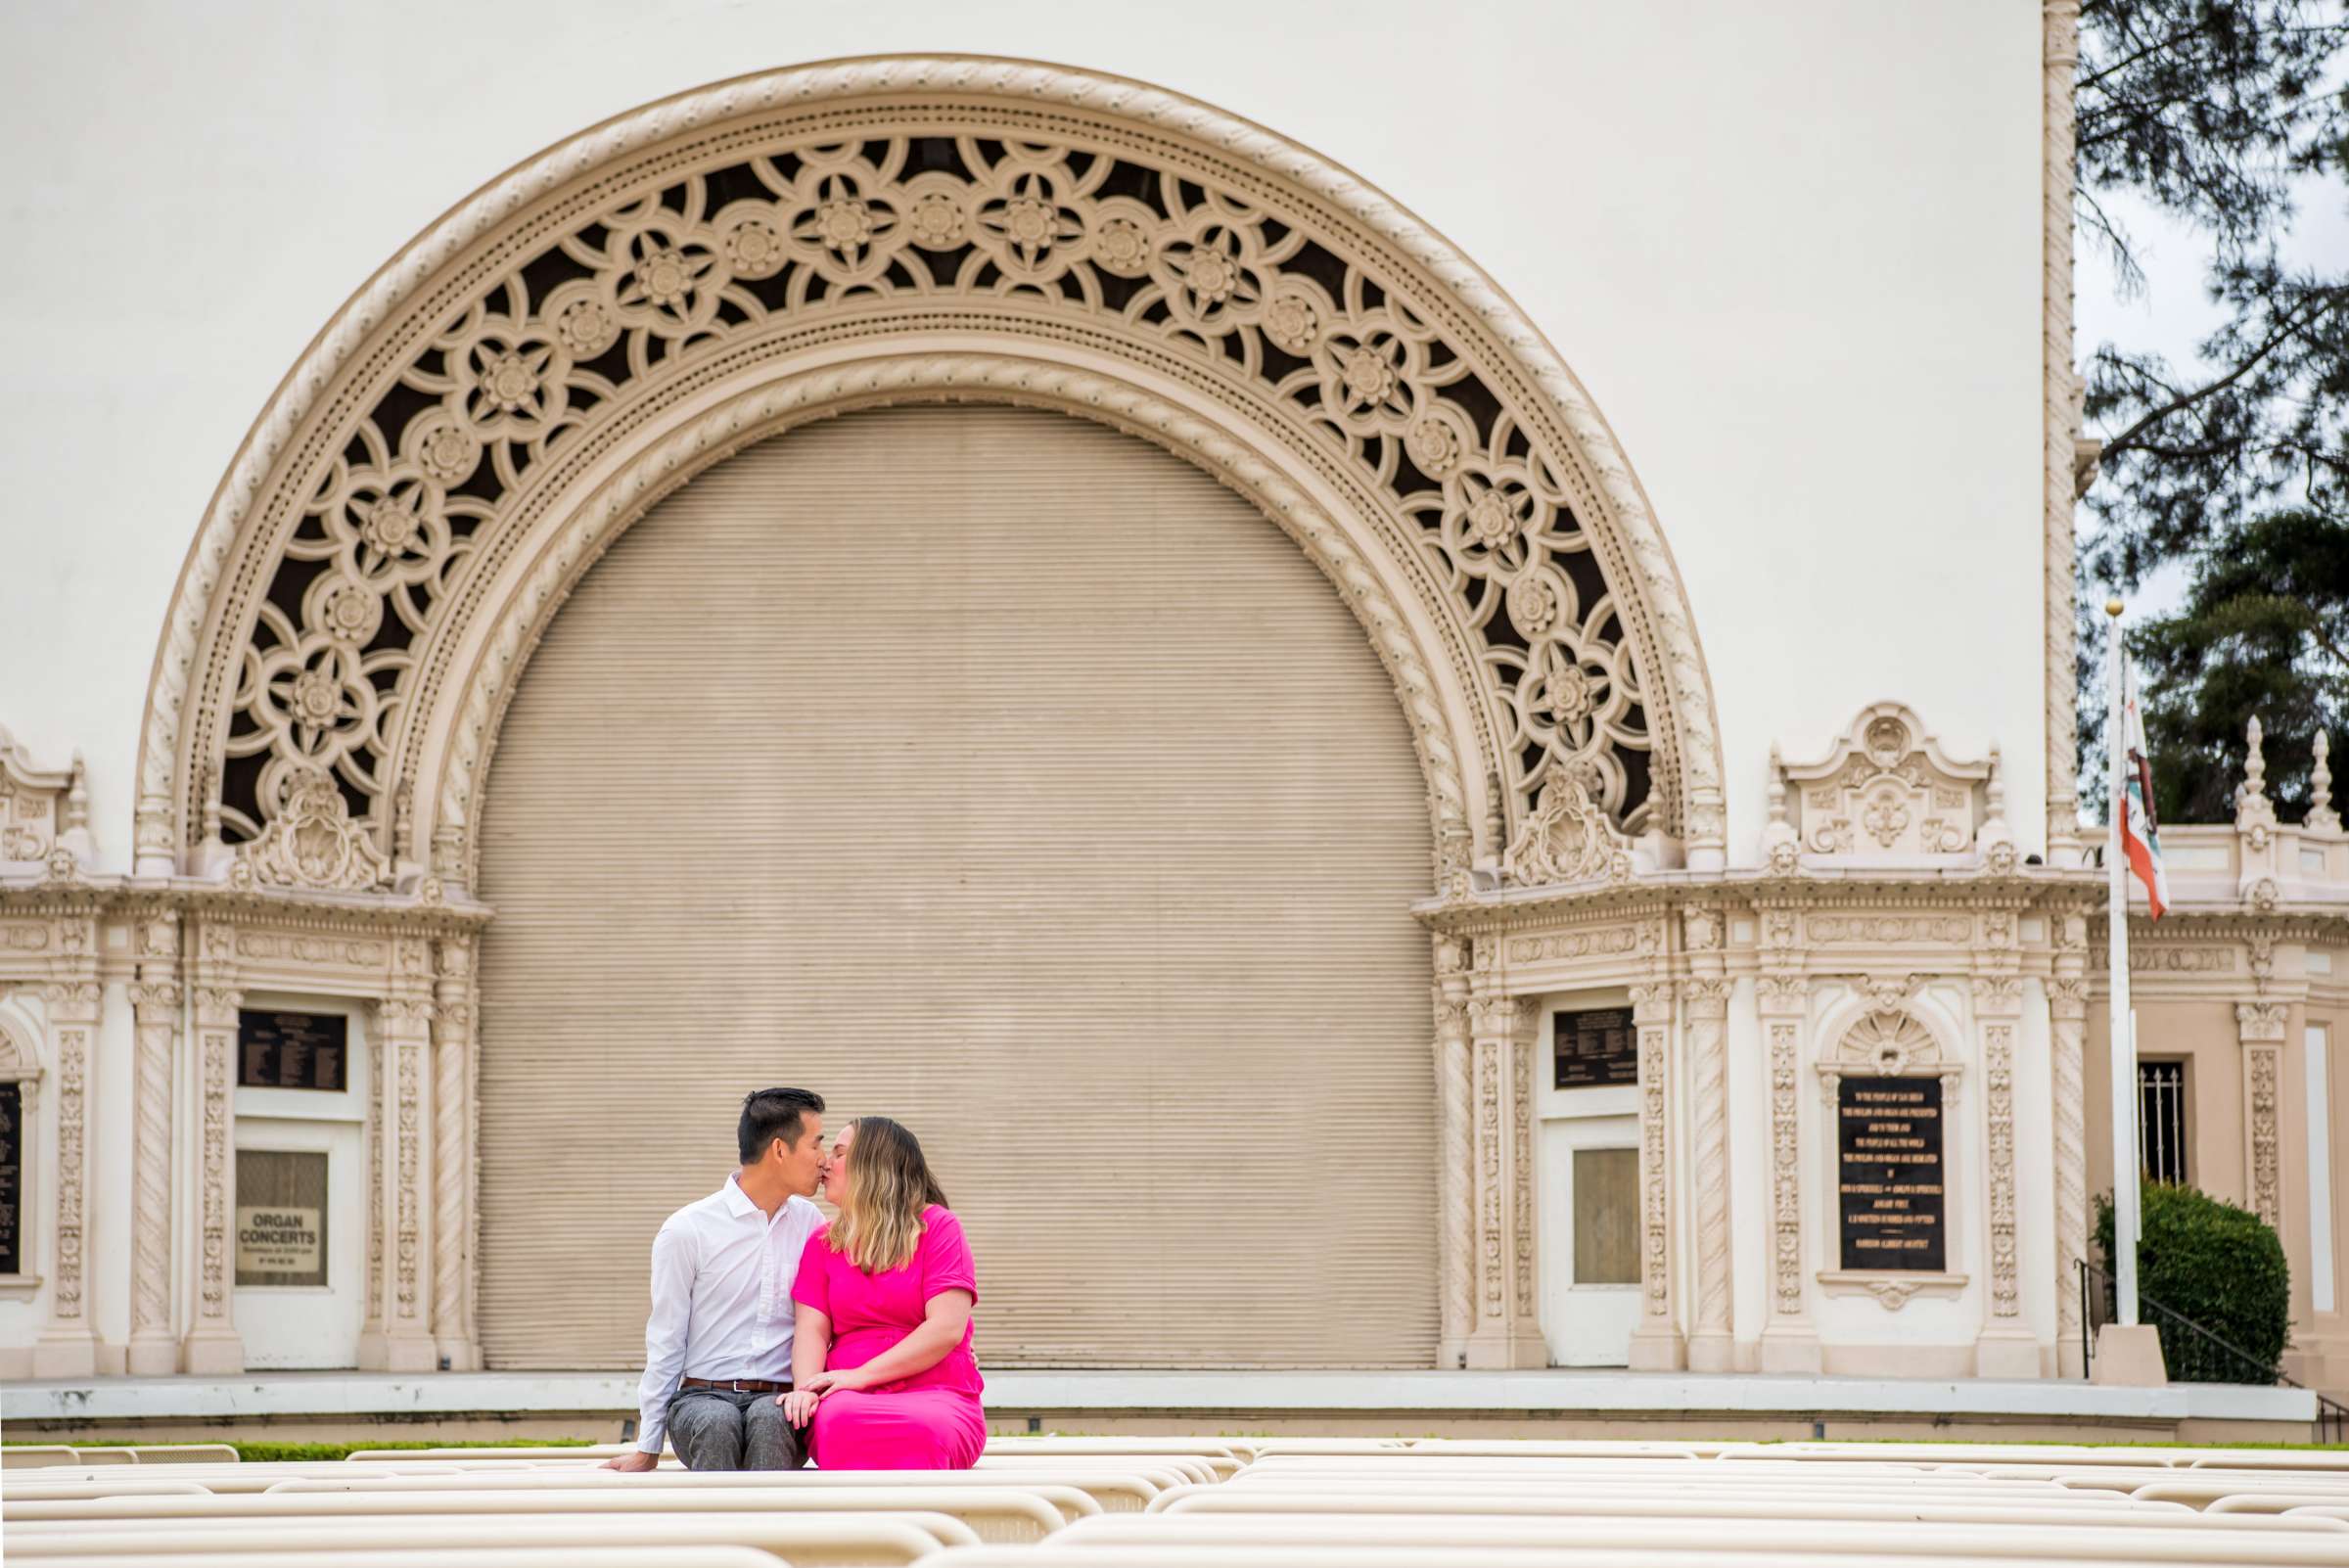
[1432,935,1473,1368]
[1756,972,1820,1371]
[1683,973,1734,1371]
[181,916,243,1372]
[364,934,438,1370]
[432,933,479,1370]
[2238,1001,2288,1229]
[1975,974,2038,1375]
[125,909,182,1374]
[1465,963,1543,1368]
[2049,931,2092,1375]
[2043,0,2084,861]
[1629,979,1685,1370]
[32,920,100,1377]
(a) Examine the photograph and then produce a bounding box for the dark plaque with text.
[1554,1007,1638,1089]
[0,1082,19,1275]
[238,1010,348,1093]
[1837,1075,1946,1271]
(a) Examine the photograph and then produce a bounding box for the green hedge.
[227,1438,597,1463]
[2095,1182,2290,1380]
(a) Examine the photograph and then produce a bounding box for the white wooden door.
[1539,1111,1641,1366]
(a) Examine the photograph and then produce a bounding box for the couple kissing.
[603,1088,984,1472]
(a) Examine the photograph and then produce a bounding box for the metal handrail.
[2077,1257,2347,1443]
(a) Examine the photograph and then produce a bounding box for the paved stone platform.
[2,1369,2319,1446]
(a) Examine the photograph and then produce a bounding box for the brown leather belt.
[680,1375,791,1394]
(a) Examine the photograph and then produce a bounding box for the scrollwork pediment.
[234,771,392,893]
[1502,761,1632,889]
[1773,703,2005,866]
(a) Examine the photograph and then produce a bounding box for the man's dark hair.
[738,1087,825,1165]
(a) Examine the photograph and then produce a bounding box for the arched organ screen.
[476,405,1438,1368]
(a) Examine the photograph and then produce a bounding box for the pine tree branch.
[2096,296,2332,460]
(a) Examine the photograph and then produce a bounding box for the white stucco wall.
[0,1,2048,864]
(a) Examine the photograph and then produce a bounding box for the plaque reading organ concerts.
[1837,1076,1946,1271]
[1554,1008,1638,1088]
[0,1083,20,1276]
[235,1149,328,1287]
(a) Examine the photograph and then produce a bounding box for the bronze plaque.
[238,1010,348,1092]
[236,1149,329,1286]
[0,1082,19,1275]
[1837,1076,1946,1271]
[1554,1007,1637,1088]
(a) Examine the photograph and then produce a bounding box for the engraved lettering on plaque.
[238,1010,348,1093]
[1837,1076,1946,1271]
[0,1082,20,1276]
[1554,1007,1637,1089]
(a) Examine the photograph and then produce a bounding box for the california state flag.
[2118,660,2170,920]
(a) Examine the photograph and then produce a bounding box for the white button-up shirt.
[633,1175,823,1453]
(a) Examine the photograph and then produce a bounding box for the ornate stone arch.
[135,56,1725,885]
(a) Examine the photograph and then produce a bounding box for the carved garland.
[2238,1000,2287,1228]
[1768,1023,1804,1317]
[142,58,1724,885]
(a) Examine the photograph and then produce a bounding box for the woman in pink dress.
[780,1117,985,1468]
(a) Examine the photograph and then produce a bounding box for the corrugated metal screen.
[477,405,1437,1368]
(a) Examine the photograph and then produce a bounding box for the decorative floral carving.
[1808,915,1974,945]
[237,770,392,892]
[1504,926,1640,963]
[1503,761,1631,887]
[2248,1043,2281,1228]
[1778,704,1993,859]
[1984,1024,2018,1317]
[1769,1023,1804,1317]
[167,86,1714,867]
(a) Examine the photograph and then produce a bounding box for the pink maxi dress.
[792,1205,986,1469]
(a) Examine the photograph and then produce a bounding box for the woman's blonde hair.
[828,1116,950,1273]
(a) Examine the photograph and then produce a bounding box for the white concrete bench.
[1037,1511,2349,1562]
[25,1551,786,1568]
[1156,1487,2349,1534]
[266,1466,1152,1514]
[4,1511,971,1565]
[6,1483,1069,1543]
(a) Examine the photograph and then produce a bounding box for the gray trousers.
[665,1386,806,1470]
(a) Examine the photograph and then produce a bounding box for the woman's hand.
[803,1364,875,1397]
[779,1387,821,1427]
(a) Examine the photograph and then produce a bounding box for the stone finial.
[1978,743,2019,875]
[2237,715,2277,834]
[57,751,95,861]
[2311,730,2340,834]
[1759,742,1801,875]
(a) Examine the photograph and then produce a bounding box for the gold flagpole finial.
[2104,596,2125,618]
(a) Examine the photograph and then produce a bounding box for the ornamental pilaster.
[1681,970,1733,1371]
[1755,970,1820,1371]
[1431,934,1473,1368]
[1628,978,1685,1370]
[432,933,480,1370]
[180,918,243,1373]
[1972,973,2037,1376]
[1464,951,1542,1368]
[2237,999,2290,1230]
[2048,912,2091,1375]
[31,923,99,1377]
[125,907,182,1374]
[361,933,438,1370]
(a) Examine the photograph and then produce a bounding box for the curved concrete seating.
[4,1511,972,1564]
[7,1484,1067,1543]
[1150,1489,2323,1530]
[1040,1511,2349,1562]
[261,1469,1142,1516]
[19,1552,787,1568]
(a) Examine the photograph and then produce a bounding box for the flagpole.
[2107,596,2140,1327]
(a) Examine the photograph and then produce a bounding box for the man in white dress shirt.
[603,1086,827,1470]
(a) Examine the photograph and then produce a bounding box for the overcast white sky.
[2072,135,2349,616]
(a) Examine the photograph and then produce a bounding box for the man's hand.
[780,1387,821,1426]
[600,1450,660,1472]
